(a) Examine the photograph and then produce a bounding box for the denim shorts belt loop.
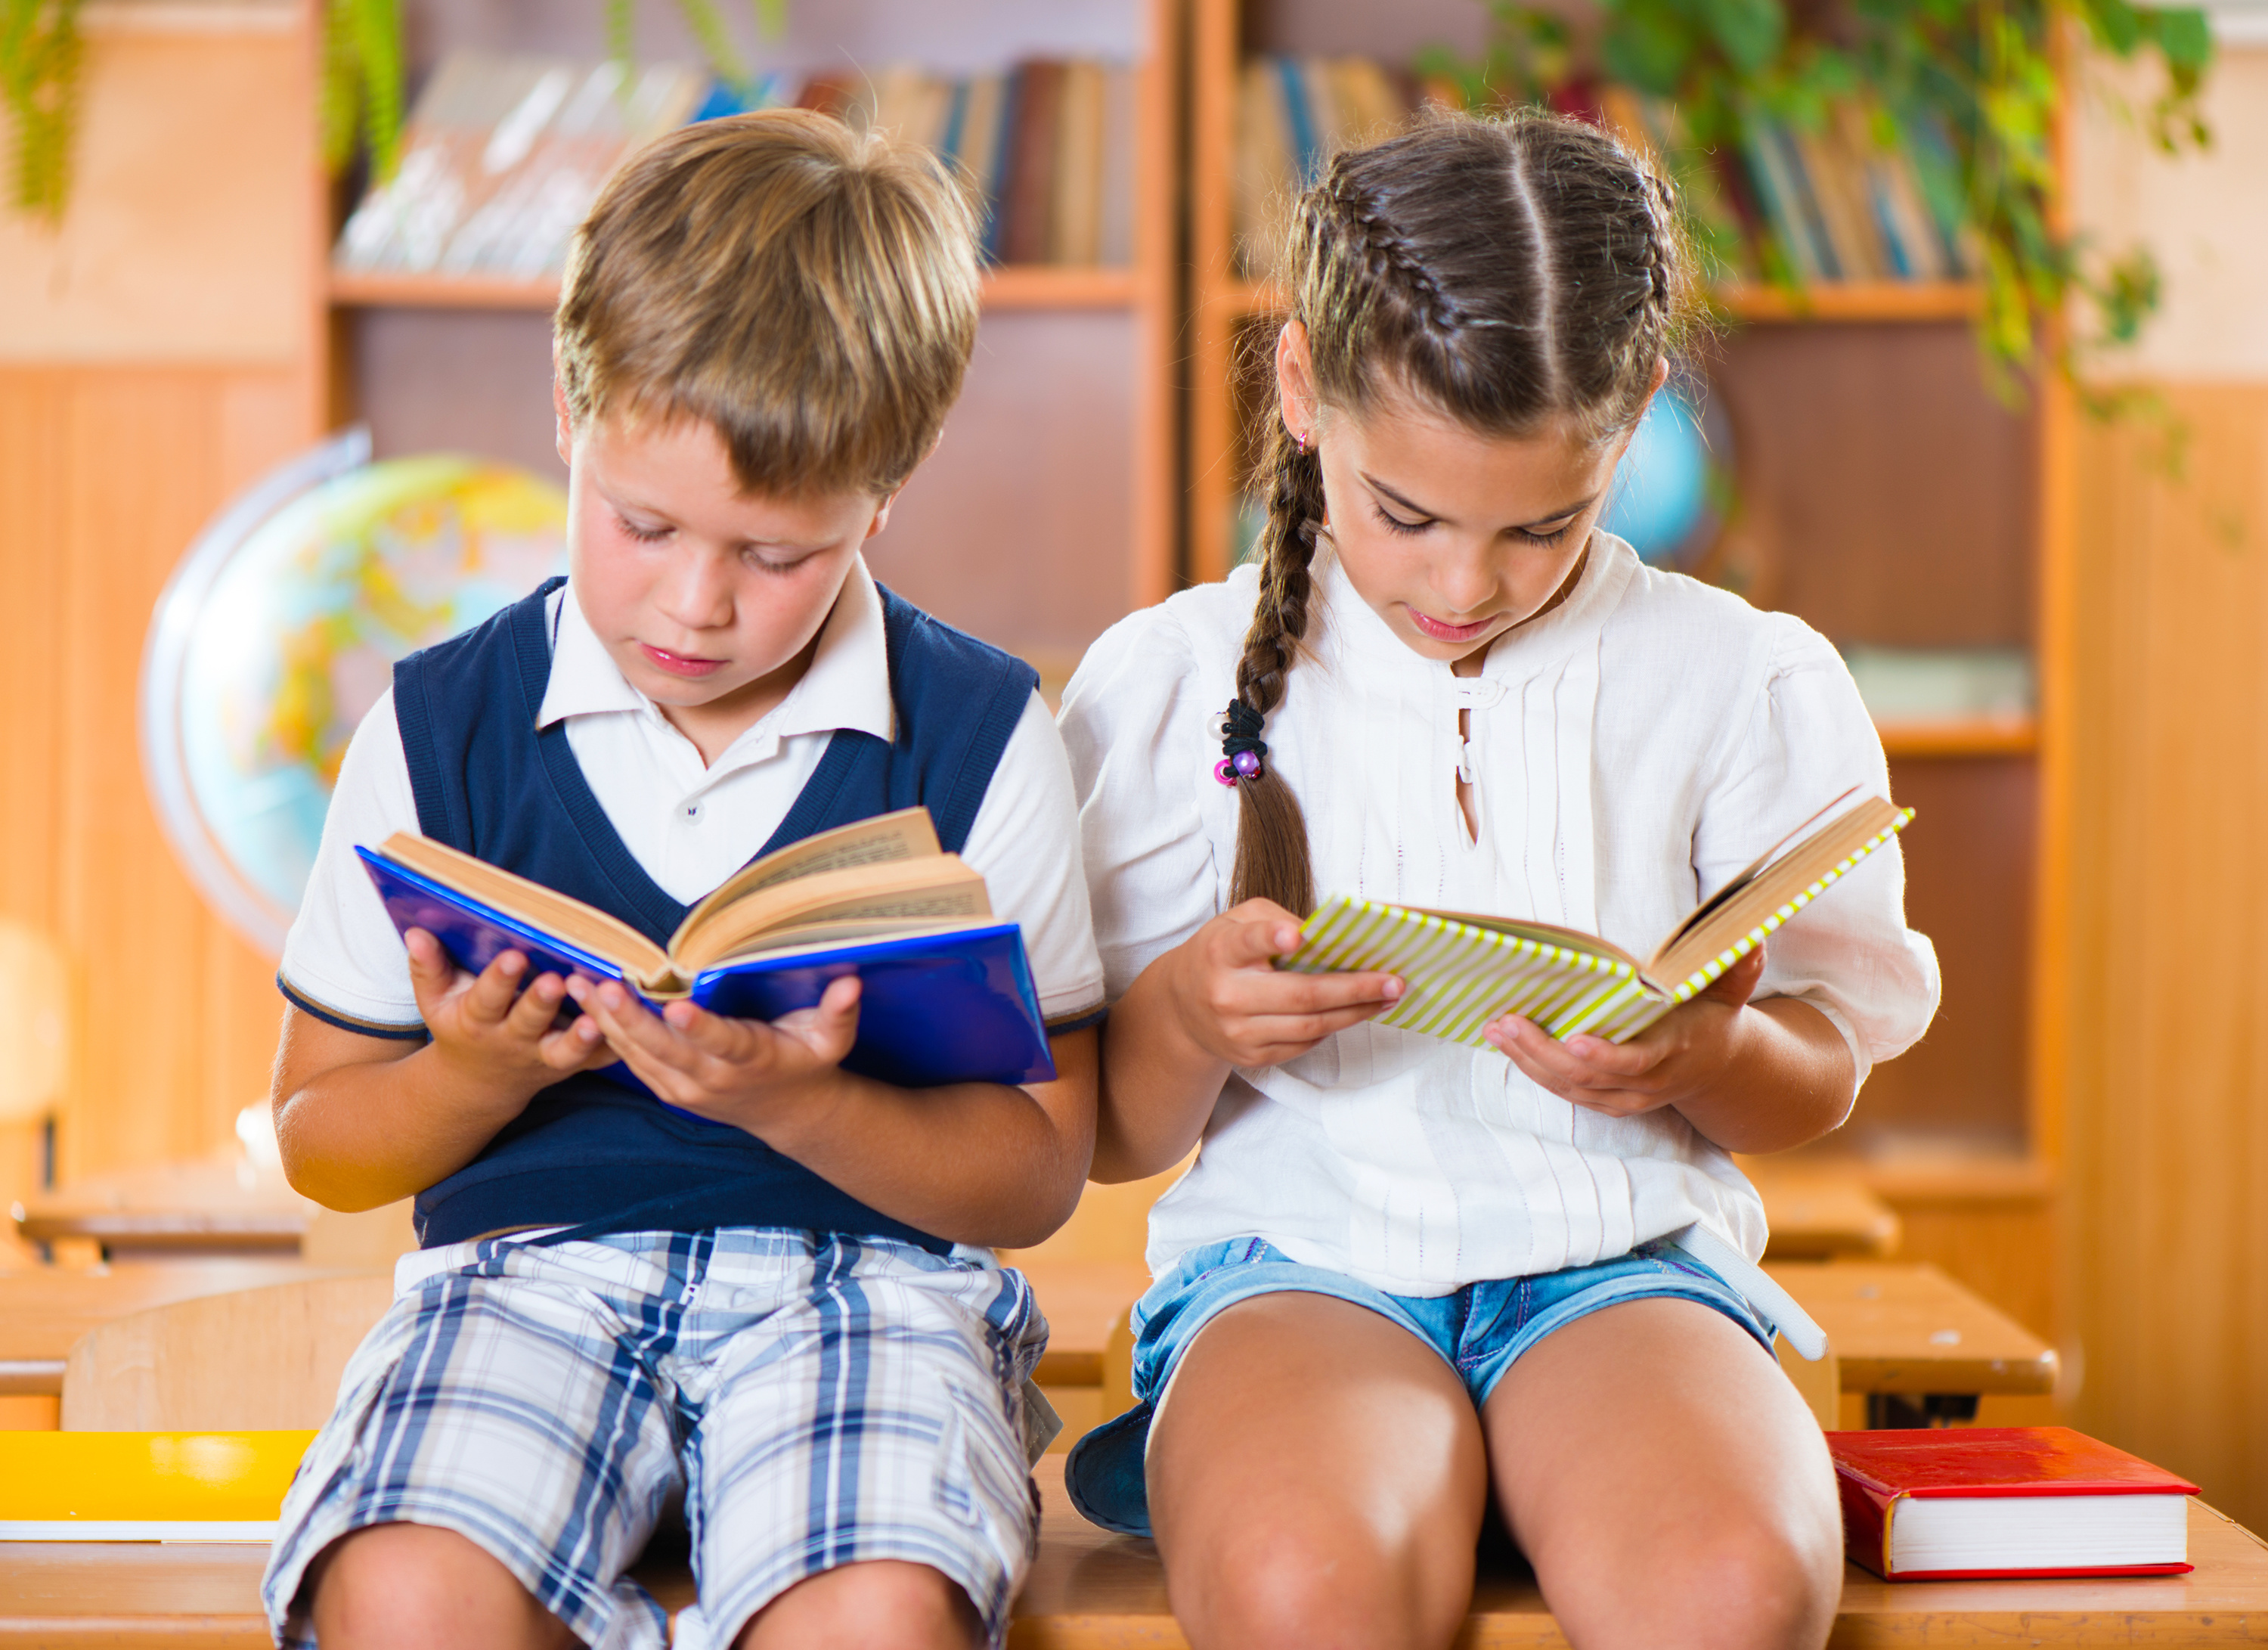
[1064,1234,1782,1540]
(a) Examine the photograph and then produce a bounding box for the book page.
[378,833,669,982]
[674,856,990,972]
[1646,794,1907,990]
[1651,786,1865,959]
[675,808,942,941]
[705,915,993,967]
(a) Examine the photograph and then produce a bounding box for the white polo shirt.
[281,557,1106,1039]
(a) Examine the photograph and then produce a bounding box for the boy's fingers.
[502,972,569,1039]
[460,951,530,1024]
[659,999,768,1063]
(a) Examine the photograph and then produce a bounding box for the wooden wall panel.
[0,368,302,1195]
[2060,382,2268,1530]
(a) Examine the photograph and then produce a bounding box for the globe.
[142,428,569,956]
[1599,380,1730,570]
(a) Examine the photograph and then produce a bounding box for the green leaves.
[1446,0,2217,405]
[321,0,404,182]
[0,0,83,222]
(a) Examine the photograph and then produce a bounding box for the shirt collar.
[535,555,896,745]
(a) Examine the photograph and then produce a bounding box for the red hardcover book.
[1828,1427,2199,1582]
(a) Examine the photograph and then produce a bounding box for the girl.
[1057,110,1938,1650]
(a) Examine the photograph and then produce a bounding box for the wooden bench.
[0,1261,374,1398]
[1739,1155,1904,1260]
[6,1454,2267,1648]
[14,1158,315,1261]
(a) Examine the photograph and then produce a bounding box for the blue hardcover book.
[352,808,1055,1089]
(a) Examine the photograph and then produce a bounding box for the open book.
[355,808,1055,1087]
[1277,791,1913,1047]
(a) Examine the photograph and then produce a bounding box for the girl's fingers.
[1223,971,1401,1018]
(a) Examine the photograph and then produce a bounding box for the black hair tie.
[1216,699,1267,786]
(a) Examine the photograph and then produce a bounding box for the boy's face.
[556,388,895,755]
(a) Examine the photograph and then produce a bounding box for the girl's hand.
[567,973,863,1133]
[1482,947,1767,1120]
[407,930,615,1100]
[1166,899,1402,1068]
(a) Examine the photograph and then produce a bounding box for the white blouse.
[1058,534,1940,1297]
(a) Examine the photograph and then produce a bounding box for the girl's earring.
[1294,431,1309,454]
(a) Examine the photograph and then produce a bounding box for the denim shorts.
[1064,1236,1774,1537]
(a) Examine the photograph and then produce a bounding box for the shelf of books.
[321,3,1182,635]
[330,265,1145,313]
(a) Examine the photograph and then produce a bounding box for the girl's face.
[1275,322,1656,668]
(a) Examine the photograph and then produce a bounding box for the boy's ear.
[552,374,575,468]
[865,486,906,541]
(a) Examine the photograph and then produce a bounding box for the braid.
[1226,409,1324,915]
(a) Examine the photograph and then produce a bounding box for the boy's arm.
[573,977,1096,1250]
[274,934,615,1211]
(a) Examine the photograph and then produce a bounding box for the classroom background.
[2,0,2265,1612]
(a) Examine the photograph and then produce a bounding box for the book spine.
[1002,60,1064,266]
[984,68,1024,263]
[1097,63,1137,268]
[1836,1472,1896,1580]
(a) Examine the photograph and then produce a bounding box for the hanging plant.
[1,0,83,222]
[1428,0,2214,402]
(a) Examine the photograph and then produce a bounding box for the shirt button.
[683,802,702,820]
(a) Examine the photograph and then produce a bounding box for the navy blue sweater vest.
[390,578,1038,1250]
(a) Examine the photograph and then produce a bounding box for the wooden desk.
[15,1162,313,1260]
[5,1457,2266,1648]
[1741,1156,1904,1260]
[0,1262,360,1396]
[1770,1260,2058,1427]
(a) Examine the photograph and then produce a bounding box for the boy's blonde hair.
[555,109,981,498]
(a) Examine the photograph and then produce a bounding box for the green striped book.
[1277,792,1914,1048]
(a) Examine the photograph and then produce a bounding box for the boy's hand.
[408,930,615,1101]
[1482,946,1767,1120]
[1166,899,1402,1069]
[567,974,863,1132]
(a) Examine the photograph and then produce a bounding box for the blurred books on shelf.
[336,52,1139,287]
[1227,60,1966,297]
[1844,645,2035,753]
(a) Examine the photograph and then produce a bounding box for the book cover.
[1829,1427,2200,1581]
[0,1431,315,1543]
[355,847,1057,1090]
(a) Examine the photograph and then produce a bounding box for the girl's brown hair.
[1228,107,1702,916]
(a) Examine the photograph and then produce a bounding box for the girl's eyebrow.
[1361,471,1598,530]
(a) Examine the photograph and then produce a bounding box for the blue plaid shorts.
[261,1228,1053,1650]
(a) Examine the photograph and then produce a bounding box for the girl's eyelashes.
[1371,502,1433,536]
[1519,523,1576,546]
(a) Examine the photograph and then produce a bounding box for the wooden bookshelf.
[1875,714,2038,758]
[331,263,1145,313]
[325,0,1183,644]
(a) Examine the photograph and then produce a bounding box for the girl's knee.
[736,1559,981,1650]
[1651,1508,1845,1650]
[1175,1521,1470,1650]
[308,1523,572,1650]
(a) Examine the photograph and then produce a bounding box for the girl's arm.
[1092,900,1402,1182]
[1484,948,1856,1153]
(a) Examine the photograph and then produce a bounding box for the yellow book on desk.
[0,1431,314,1542]
[1278,790,1913,1048]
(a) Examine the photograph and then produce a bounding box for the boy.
[262,112,1105,1650]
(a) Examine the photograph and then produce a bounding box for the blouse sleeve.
[1695,616,1941,1090]
[1057,606,1227,1002]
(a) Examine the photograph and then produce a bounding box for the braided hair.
[1224,107,1699,915]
